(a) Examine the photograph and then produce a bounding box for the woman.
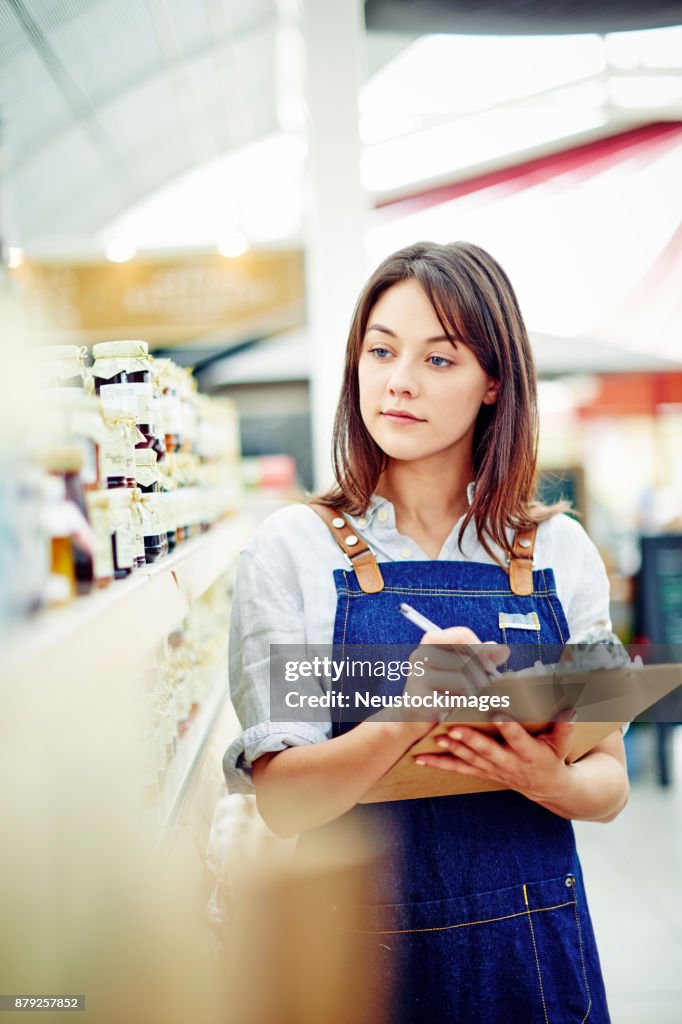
[224,241,629,1023]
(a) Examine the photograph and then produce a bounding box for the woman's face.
[358,279,498,464]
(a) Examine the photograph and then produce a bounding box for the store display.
[4,341,242,616]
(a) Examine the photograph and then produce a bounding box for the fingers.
[539,721,575,761]
[413,753,493,776]
[437,726,514,772]
[421,627,481,645]
[489,718,539,763]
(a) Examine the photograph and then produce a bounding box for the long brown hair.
[316,241,568,563]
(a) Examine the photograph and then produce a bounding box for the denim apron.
[327,559,610,1024]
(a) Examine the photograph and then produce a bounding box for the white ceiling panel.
[45,0,164,106]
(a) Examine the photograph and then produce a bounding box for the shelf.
[151,672,229,837]
[2,512,257,691]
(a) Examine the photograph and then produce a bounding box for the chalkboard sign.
[636,534,682,644]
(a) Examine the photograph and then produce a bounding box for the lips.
[381,409,425,422]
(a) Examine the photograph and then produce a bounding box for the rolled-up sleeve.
[223,547,331,794]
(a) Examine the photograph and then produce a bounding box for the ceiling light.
[7,246,24,269]
[217,233,249,258]
[106,238,136,263]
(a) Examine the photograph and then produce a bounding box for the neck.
[377,453,474,526]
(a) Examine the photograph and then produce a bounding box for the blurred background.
[0,1,681,1022]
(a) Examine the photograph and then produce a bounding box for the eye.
[370,346,392,359]
[427,354,453,368]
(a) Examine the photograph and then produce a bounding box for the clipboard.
[359,662,682,803]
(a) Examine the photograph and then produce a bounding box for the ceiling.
[2,1,681,258]
[0,0,280,247]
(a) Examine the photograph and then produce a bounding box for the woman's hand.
[412,716,630,823]
[413,715,575,805]
[389,627,510,745]
[405,626,510,700]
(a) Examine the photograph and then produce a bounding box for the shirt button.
[378,510,388,523]
[400,547,412,558]
[357,517,368,528]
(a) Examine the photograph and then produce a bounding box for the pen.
[398,601,499,690]
[399,602,440,633]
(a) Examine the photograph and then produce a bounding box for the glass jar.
[158,487,177,552]
[105,488,135,578]
[149,360,168,462]
[129,488,147,569]
[153,359,182,454]
[91,340,155,449]
[98,411,138,489]
[47,392,115,492]
[35,345,87,393]
[84,490,114,588]
[133,450,168,563]
[40,474,76,606]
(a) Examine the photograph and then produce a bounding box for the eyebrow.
[366,323,455,344]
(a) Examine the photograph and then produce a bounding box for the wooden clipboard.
[360,662,682,803]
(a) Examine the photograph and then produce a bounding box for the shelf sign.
[12,249,305,348]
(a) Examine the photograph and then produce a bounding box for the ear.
[482,380,499,406]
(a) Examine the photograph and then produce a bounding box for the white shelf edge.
[2,512,255,689]
[151,672,229,837]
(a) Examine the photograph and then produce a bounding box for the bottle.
[41,447,95,596]
[92,340,155,449]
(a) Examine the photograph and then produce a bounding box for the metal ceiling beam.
[365,0,682,35]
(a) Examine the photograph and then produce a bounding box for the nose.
[387,356,418,398]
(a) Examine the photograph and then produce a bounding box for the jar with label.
[106,488,136,578]
[99,411,139,489]
[157,484,177,552]
[133,450,168,562]
[48,392,115,492]
[41,447,95,596]
[154,359,182,454]
[129,488,148,569]
[84,490,114,588]
[35,345,87,393]
[92,340,155,449]
[149,360,169,462]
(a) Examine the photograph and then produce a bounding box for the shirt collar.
[357,482,476,527]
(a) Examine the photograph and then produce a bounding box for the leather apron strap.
[307,502,385,594]
[308,501,537,598]
[508,526,538,596]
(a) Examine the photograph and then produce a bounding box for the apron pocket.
[343,873,593,1024]
[498,610,542,669]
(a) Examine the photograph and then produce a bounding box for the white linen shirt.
[223,489,612,794]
